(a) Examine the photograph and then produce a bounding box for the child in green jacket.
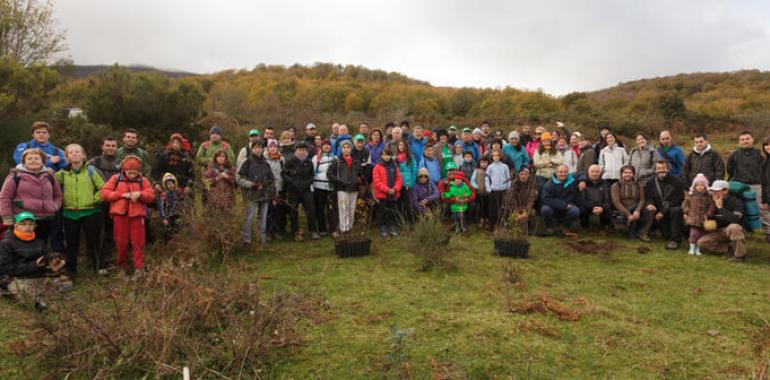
[443,172,472,234]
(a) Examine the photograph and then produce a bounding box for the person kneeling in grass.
[0,212,67,311]
[539,165,580,236]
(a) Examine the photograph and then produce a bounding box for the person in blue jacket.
[332,124,352,157]
[13,121,67,171]
[460,128,480,162]
[657,130,686,179]
[539,165,580,236]
[419,143,442,184]
[502,131,530,173]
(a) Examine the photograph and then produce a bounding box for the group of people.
[1,119,769,308]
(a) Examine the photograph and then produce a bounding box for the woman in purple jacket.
[410,168,440,215]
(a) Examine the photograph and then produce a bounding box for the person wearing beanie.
[328,139,363,234]
[410,167,439,215]
[442,170,473,234]
[351,134,372,184]
[533,131,564,190]
[155,172,189,242]
[312,139,338,237]
[236,142,277,247]
[0,211,68,310]
[196,125,235,179]
[100,155,155,279]
[503,131,530,174]
[683,173,715,256]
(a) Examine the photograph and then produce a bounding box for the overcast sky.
[56,0,770,95]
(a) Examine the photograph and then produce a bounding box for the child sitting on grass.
[683,173,715,256]
[443,172,472,234]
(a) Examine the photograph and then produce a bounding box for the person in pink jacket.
[0,148,62,246]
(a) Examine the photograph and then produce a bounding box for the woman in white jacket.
[311,140,338,235]
[598,132,629,184]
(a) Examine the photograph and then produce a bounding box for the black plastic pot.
[494,239,530,258]
[334,238,372,258]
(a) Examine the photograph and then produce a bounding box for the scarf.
[14,228,35,242]
[397,152,407,163]
[268,151,282,160]
[295,151,308,161]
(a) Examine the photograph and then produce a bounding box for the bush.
[17,261,328,379]
[406,210,455,271]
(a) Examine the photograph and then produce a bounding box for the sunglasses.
[418,175,428,178]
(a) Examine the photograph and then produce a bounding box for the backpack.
[57,165,99,193]
[12,170,56,189]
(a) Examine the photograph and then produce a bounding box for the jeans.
[540,205,580,228]
[243,200,269,243]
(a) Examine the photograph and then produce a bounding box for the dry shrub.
[406,210,455,271]
[16,261,328,379]
[178,207,248,263]
[512,292,593,322]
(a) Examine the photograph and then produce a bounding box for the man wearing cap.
[697,180,748,261]
[0,211,67,309]
[303,123,317,149]
[352,134,372,183]
[447,125,459,145]
[237,129,262,168]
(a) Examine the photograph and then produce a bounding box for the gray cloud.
[56,0,770,94]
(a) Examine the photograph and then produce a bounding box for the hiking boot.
[695,246,702,256]
[665,241,679,250]
[311,232,321,240]
[294,232,304,242]
[97,268,109,276]
[728,255,745,262]
[638,234,651,243]
[381,231,389,240]
[688,243,696,256]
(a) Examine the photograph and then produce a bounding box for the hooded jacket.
[410,180,439,212]
[598,144,629,180]
[502,143,530,173]
[438,174,477,204]
[684,145,725,184]
[541,174,577,211]
[54,164,105,214]
[236,154,277,202]
[204,163,235,208]
[683,190,715,226]
[629,145,660,185]
[443,178,472,212]
[328,155,362,192]
[372,159,403,200]
[0,165,62,223]
[100,172,155,218]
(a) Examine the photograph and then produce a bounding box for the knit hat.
[340,139,353,148]
[444,161,458,171]
[519,167,530,174]
[453,171,466,180]
[248,129,260,136]
[418,167,430,177]
[540,132,553,141]
[689,173,710,194]
[14,211,35,224]
[354,133,366,142]
[162,172,178,190]
[121,155,142,172]
[209,126,223,136]
[508,131,520,140]
[473,128,483,135]
[267,139,278,147]
[321,139,332,147]
[169,133,184,142]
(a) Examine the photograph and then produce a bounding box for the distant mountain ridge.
[58,64,197,79]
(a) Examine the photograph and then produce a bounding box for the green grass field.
[3,227,768,379]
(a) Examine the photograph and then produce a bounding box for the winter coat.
[88,155,120,182]
[0,166,62,224]
[419,156,442,184]
[312,153,337,191]
[628,145,660,185]
[195,140,235,171]
[485,161,511,192]
[727,147,765,185]
[410,136,427,162]
[438,176,477,204]
[0,231,47,278]
[152,149,195,188]
[684,145,725,185]
[333,134,352,157]
[598,144,629,181]
[762,158,770,205]
[533,149,564,179]
[328,156,362,192]
[713,193,744,228]
[352,148,372,183]
[365,141,384,165]
[443,182,472,212]
[683,191,715,227]
[470,168,488,195]
[203,164,235,208]
[282,154,315,194]
[236,155,277,202]
[502,143,530,173]
[657,145,686,179]
[13,140,67,171]
[410,180,439,213]
[459,160,475,182]
[575,146,597,177]
[525,139,540,159]
[577,179,611,211]
[504,176,538,213]
[100,173,155,218]
[398,157,418,190]
[611,180,645,217]
[644,174,685,215]
[265,154,285,193]
[541,174,578,212]
[372,160,403,200]
[54,165,105,212]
